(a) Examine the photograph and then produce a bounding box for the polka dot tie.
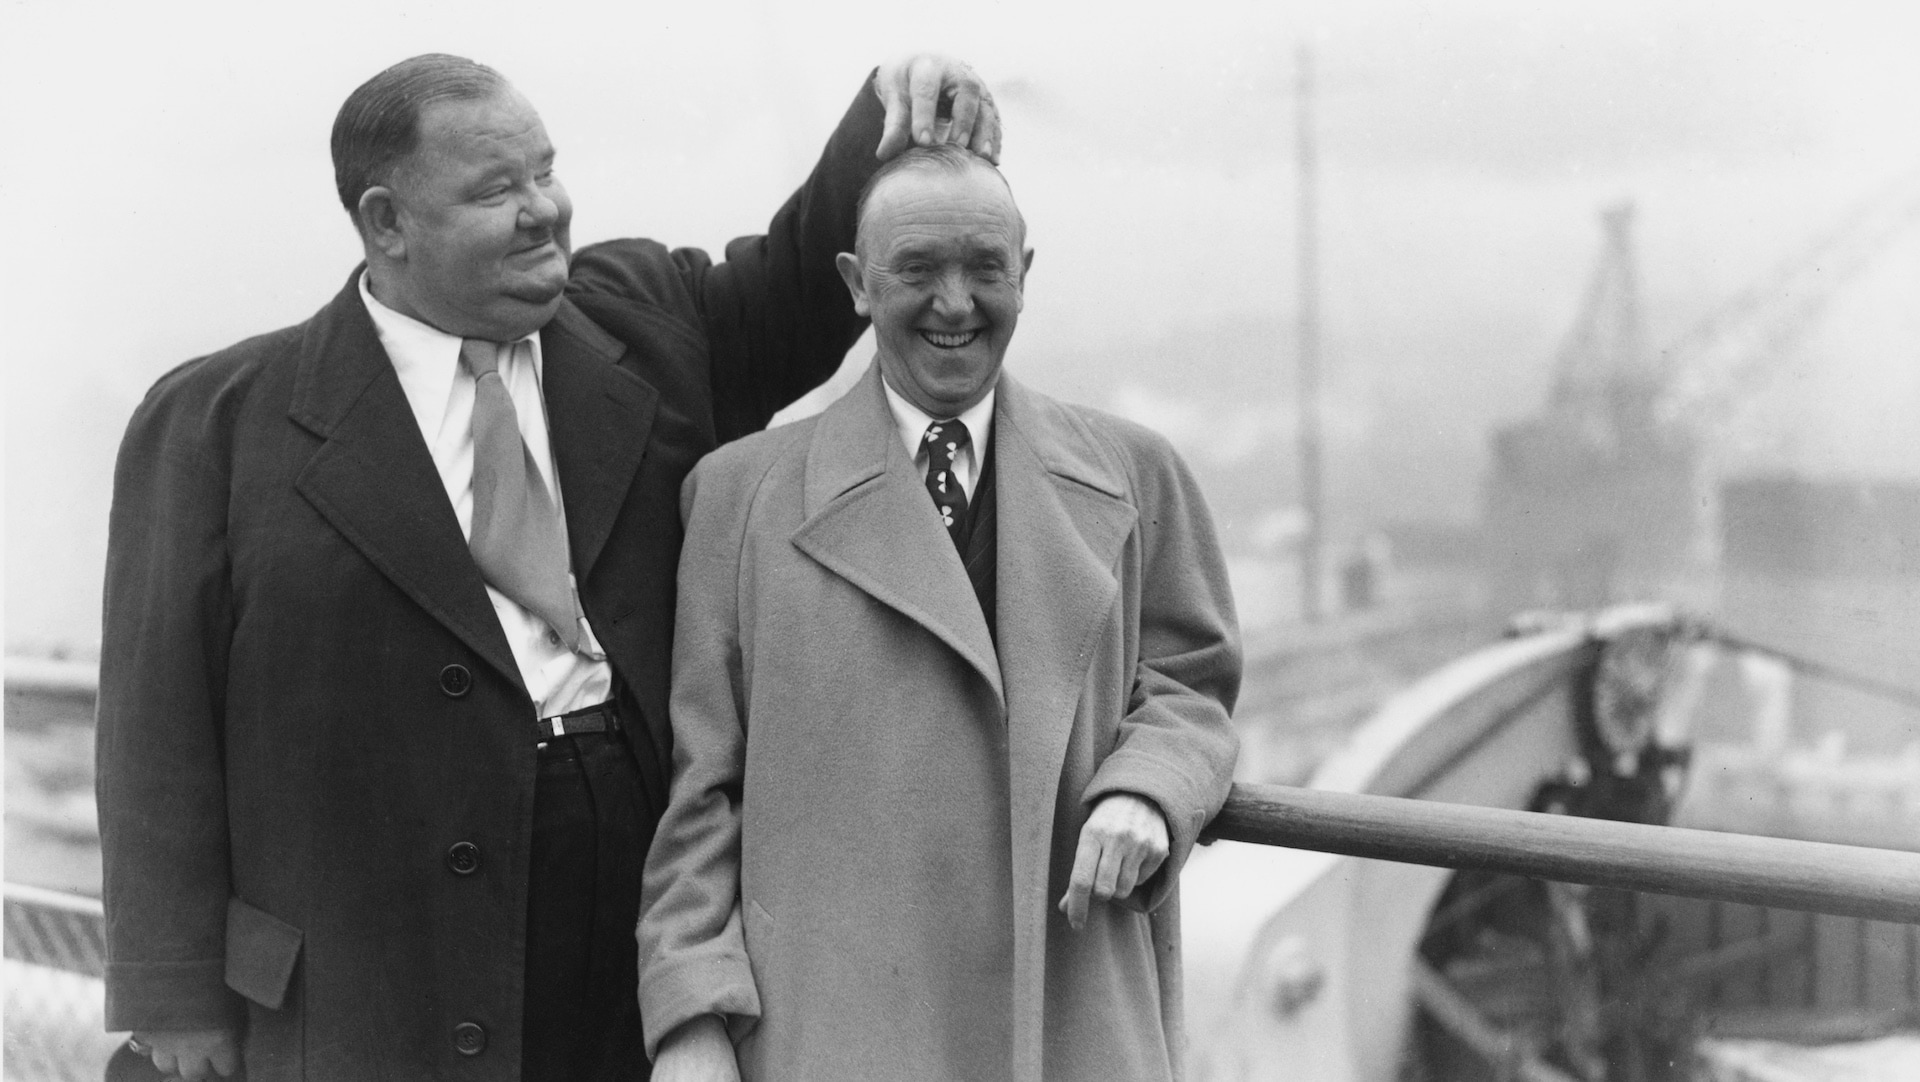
[922,418,972,547]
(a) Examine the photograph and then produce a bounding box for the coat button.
[446,842,481,876]
[439,664,472,698]
[452,1021,487,1056]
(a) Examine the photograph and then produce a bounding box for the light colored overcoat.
[640,364,1241,1082]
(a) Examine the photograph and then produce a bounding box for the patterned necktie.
[461,339,583,650]
[923,418,972,547]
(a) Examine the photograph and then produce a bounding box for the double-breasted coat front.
[640,366,1242,1082]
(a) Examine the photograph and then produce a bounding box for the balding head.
[853,143,1025,258]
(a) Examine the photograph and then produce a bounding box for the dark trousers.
[522,729,655,1082]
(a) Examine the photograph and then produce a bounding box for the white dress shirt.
[882,377,996,500]
[359,273,613,717]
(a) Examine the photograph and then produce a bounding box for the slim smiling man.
[639,145,1242,1082]
[97,53,999,1082]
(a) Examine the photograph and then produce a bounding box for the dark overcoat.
[95,78,882,1082]
[639,366,1242,1082]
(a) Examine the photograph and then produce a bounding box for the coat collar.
[538,300,658,580]
[792,363,1004,699]
[287,267,656,699]
[993,370,1137,763]
[787,361,1139,713]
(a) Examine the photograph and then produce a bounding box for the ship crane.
[1483,170,1920,613]
[1657,169,1920,436]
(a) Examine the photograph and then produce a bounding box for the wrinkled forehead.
[857,162,1025,255]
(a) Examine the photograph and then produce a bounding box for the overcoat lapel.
[790,365,1003,700]
[289,270,524,695]
[991,375,1138,1077]
[540,298,658,579]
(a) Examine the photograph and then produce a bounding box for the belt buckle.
[536,703,615,747]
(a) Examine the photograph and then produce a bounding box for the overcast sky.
[4,0,1917,650]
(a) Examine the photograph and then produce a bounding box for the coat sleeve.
[688,71,883,443]
[636,452,764,1056]
[95,374,244,1032]
[1081,430,1243,912]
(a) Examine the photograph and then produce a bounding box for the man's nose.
[519,187,561,232]
[929,271,973,319]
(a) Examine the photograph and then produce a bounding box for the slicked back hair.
[331,53,510,230]
[853,143,1025,256]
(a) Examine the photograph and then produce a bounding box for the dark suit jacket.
[95,76,881,1082]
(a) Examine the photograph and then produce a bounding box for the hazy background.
[5,0,1918,653]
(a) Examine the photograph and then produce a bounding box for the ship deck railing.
[8,606,1919,1081]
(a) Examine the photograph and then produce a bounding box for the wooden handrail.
[1206,782,1920,925]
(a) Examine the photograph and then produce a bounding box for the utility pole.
[1295,42,1325,622]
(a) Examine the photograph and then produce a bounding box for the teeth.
[921,329,980,348]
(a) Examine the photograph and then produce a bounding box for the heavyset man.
[640,145,1241,1082]
[97,52,998,1082]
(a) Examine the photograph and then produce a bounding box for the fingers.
[1058,794,1172,929]
[1092,825,1165,903]
[1113,843,1146,900]
[874,55,1001,163]
[1135,842,1168,888]
[942,70,999,164]
[154,1051,207,1081]
[907,58,942,152]
[1057,827,1102,929]
[871,56,915,161]
[210,1040,242,1077]
[137,1030,239,1080]
[942,86,1001,163]
[969,97,1002,164]
[945,79,981,154]
[1092,836,1126,902]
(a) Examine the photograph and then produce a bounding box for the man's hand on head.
[652,1014,741,1082]
[1058,792,1171,930]
[132,1028,241,1080]
[874,54,1001,164]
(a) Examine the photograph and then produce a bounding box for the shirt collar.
[881,374,996,465]
[358,270,542,437]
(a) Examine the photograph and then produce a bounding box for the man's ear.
[1020,247,1035,280]
[835,252,870,317]
[357,187,406,261]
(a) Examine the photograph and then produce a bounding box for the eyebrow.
[466,148,557,187]
[888,236,1013,259]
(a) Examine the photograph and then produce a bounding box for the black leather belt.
[535,701,620,745]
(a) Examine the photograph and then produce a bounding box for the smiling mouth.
[919,329,982,349]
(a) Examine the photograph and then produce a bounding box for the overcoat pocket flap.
[224,897,303,1009]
